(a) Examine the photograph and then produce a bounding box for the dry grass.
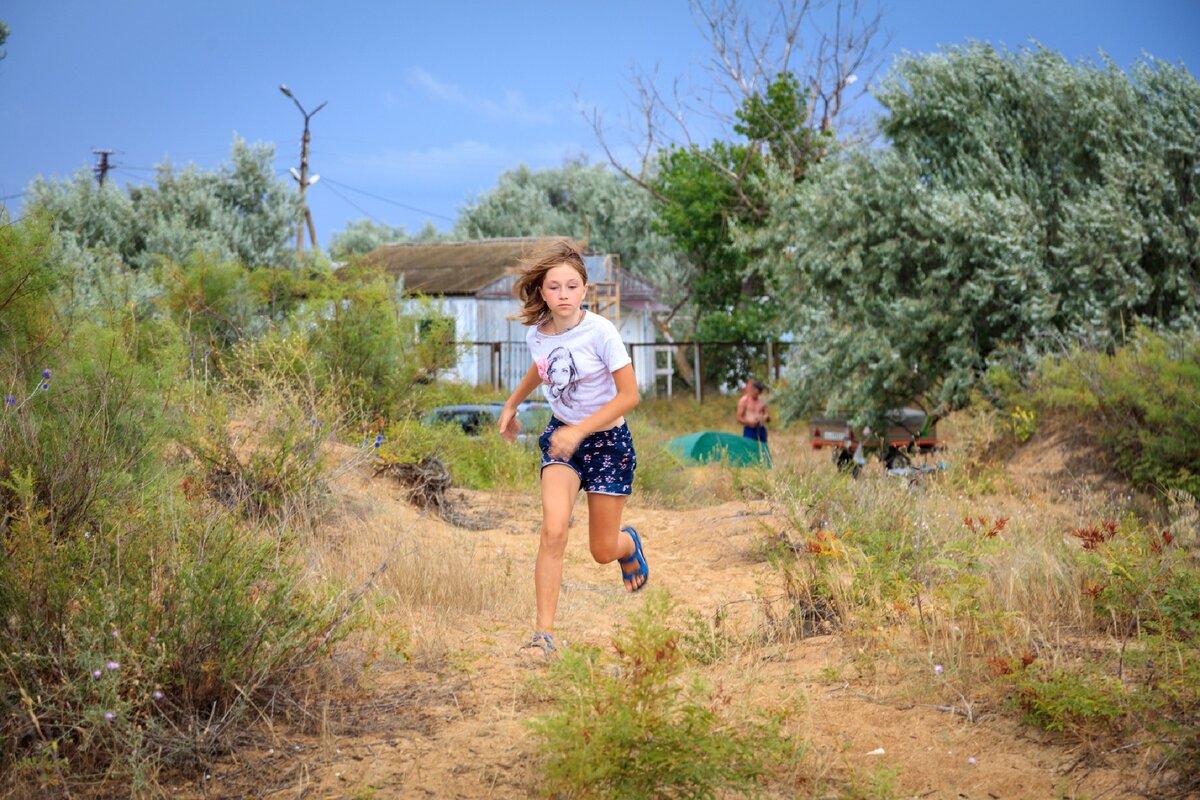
[733,412,1198,787]
[308,472,534,664]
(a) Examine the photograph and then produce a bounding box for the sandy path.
[179,437,1147,800]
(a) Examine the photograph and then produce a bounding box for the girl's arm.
[498,362,543,442]
[546,364,639,458]
[575,364,639,435]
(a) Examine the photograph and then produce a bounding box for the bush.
[181,371,353,525]
[1031,328,1200,498]
[526,591,802,798]
[379,415,537,493]
[0,213,58,359]
[0,482,349,789]
[1,316,184,539]
[1010,665,1128,738]
[159,253,260,350]
[303,278,457,416]
[0,218,358,791]
[1074,516,1200,641]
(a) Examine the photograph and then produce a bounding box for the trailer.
[809,408,942,472]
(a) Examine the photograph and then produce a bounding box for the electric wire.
[318,177,455,222]
[317,180,390,227]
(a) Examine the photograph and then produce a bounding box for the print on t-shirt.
[528,312,631,425]
[537,346,579,407]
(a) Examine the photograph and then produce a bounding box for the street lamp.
[279,84,327,256]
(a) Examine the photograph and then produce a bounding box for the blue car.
[424,401,552,439]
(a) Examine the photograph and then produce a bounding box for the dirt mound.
[1005,416,1124,493]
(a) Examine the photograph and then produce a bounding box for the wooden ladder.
[586,254,621,327]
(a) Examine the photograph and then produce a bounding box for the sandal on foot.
[519,631,558,657]
[617,526,649,592]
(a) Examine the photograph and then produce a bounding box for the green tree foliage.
[754,44,1200,426]
[652,72,824,386]
[327,218,449,261]
[455,160,688,308]
[27,137,300,271]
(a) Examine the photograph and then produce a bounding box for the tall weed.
[527,591,804,798]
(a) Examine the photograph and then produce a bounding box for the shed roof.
[361,237,560,296]
[361,237,667,311]
[475,260,668,312]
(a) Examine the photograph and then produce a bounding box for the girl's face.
[540,263,587,317]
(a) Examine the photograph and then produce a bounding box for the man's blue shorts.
[539,416,637,496]
[743,425,768,443]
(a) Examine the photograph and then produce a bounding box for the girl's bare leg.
[586,493,645,590]
[535,464,581,634]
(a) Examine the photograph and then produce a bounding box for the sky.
[2,1,1198,249]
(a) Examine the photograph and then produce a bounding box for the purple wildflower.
[39,382,49,390]
[111,629,119,639]
[3,395,14,406]
[41,368,52,380]
[92,669,102,679]
[968,756,976,765]
[934,664,944,675]
[152,690,164,700]
[103,711,116,722]
[106,661,120,671]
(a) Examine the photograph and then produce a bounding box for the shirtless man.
[736,379,770,443]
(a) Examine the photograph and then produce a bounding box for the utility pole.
[92,149,114,187]
[279,84,326,256]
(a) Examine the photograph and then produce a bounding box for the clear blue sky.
[2,1,1197,247]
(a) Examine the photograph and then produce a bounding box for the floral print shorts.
[539,417,637,496]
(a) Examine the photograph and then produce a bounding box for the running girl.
[497,239,648,656]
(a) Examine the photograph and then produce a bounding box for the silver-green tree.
[455,161,689,313]
[328,219,449,261]
[27,137,300,272]
[752,43,1200,426]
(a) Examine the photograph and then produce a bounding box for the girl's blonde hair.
[511,238,589,326]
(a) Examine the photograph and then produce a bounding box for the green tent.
[666,431,772,467]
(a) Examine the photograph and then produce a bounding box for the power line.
[317,181,390,227]
[112,168,153,184]
[318,176,455,222]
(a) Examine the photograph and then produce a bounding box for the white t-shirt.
[526,311,632,425]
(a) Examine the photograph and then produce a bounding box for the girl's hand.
[498,407,522,443]
[548,425,585,460]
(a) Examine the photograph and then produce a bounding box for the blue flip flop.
[520,631,557,656]
[617,526,649,592]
